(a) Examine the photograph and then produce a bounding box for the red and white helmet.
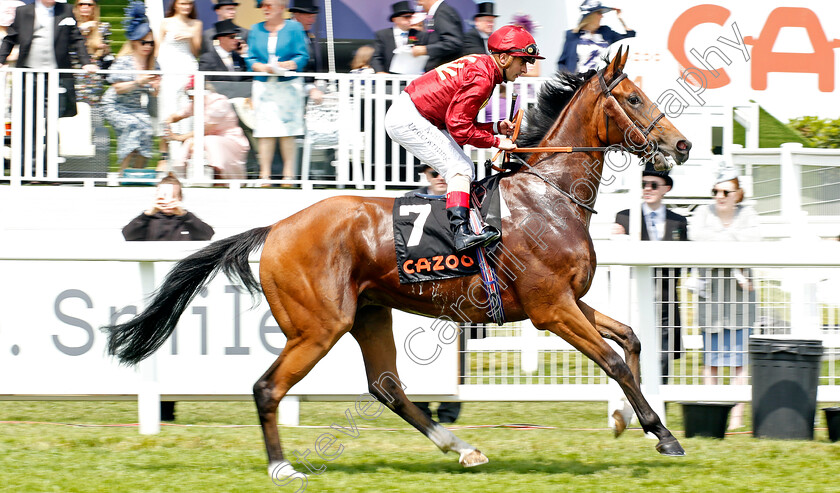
[487,25,544,61]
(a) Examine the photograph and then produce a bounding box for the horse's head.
[595,47,692,170]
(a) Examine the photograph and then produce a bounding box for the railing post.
[780,142,804,234]
[633,264,665,426]
[137,261,161,434]
[189,71,206,183]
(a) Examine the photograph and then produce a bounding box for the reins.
[486,67,667,215]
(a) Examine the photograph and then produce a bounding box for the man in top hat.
[413,0,463,73]
[385,25,544,251]
[372,1,421,74]
[462,2,497,56]
[613,162,687,383]
[199,19,249,82]
[289,0,323,103]
[201,0,247,55]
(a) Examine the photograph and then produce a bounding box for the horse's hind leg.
[253,321,351,479]
[578,301,640,436]
[350,305,488,467]
[532,299,684,456]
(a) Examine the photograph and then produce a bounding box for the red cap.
[487,25,544,60]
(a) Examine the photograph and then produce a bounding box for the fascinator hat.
[124,1,151,41]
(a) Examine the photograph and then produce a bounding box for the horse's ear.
[619,45,630,71]
[606,46,623,77]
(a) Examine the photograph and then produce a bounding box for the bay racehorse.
[104,48,692,478]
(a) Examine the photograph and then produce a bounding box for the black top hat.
[289,0,319,14]
[389,1,413,20]
[213,19,240,38]
[475,2,497,18]
[643,161,673,188]
[213,0,239,9]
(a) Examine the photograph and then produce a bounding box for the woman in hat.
[72,0,112,107]
[100,2,160,171]
[557,0,634,74]
[245,0,308,185]
[691,161,760,429]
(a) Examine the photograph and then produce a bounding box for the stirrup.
[454,228,499,251]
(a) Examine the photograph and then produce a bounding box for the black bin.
[681,402,735,439]
[750,338,823,440]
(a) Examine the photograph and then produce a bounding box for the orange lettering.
[668,4,731,89]
[743,7,840,92]
[432,256,445,271]
[403,259,415,274]
[461,255,474,268]
[445,255,459,269]
[415,258,431,272]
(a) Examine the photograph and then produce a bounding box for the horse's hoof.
[459,449,489,467]
[655,436,686,457]
[269,461,305,484]
[611,409,627,437]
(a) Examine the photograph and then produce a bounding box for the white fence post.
[137,261,161,435]
[278,395,301,426]
[633,264,665,426]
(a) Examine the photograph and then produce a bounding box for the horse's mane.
[517,69,598,150]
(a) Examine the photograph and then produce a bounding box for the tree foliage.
[787,116,840,148]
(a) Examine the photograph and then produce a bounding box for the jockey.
[385,25,544,251]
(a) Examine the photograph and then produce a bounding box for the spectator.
[201,0,247,55]
[510,13,541,77]
[100,2,159,171]
[164,77,249,180]
[691,161,760,430]
[0,0,23,50]
[462,2,495,56]
[122,173,214,241]
[413,0,463,72]
[72,0,112,109]
[371,1,419,74]
[156,0,202,172]
[404,164,446,196]
[349,45,374,74]
[246,0,308,184]
[557,0,634,74]
[613,162,688,384]
[0,0,96,172]
[199,19,249,80]
[289,0,323,104]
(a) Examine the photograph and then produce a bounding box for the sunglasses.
[425,169,440,178]
[78,2,95,6]
[712,188,735,197]
[642,180,662,190]
[139,40,155,46]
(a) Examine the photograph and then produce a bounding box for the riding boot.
[447,206,499,251]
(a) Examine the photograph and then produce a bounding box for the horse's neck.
[527,87,606,215]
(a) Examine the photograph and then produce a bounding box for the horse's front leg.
[529,299,684,456]
[578,300,640,436]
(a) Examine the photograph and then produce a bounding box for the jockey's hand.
[498,119,515,137]
[497,138,516,151]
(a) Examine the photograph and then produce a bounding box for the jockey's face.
[502,55,529,82]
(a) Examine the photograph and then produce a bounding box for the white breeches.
[384,92,475,182]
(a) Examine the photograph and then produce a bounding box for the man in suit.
[372,1,419,74]
[199,20,248,82]
[613,163,688,383]
[413,0,463,72]
[462,2,496,56]
[0,0,96,172]
[201,0,247,56]
[290,0,323,103]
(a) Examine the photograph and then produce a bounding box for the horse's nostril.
[677,140,692,152]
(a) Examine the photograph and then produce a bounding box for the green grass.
[2,400,840,492]
[733,105,811,148]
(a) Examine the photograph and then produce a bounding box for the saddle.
[393,173,505,284]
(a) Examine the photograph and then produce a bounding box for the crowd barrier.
[1,240,838,432]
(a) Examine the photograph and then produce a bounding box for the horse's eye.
[628,95,642,105]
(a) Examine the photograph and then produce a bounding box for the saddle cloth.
[393,174,504,284]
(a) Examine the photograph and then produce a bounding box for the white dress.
[157,30,197,143]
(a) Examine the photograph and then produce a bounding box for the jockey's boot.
[447,206,500,251]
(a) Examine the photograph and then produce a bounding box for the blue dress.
[101,56,159,160]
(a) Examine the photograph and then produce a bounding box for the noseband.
[597,69,665,153]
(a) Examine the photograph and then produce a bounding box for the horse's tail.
[103,225,273,366]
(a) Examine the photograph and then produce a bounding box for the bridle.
[492,68,668,215]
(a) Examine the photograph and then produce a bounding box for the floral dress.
[100,55,158,160]
[72,21,112,107]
